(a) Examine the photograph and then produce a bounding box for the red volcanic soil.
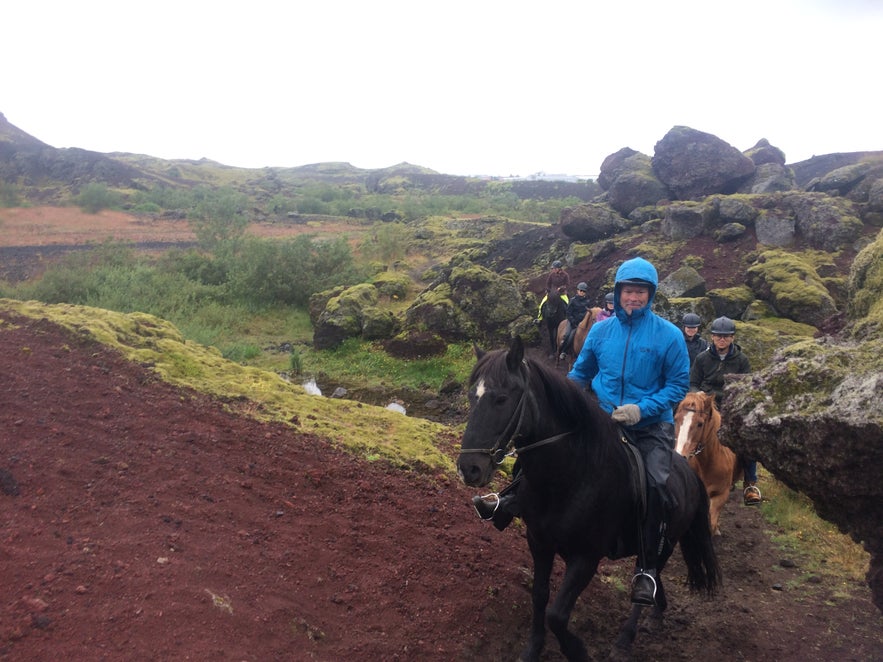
[1,314,881,661]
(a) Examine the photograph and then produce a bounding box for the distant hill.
[0,113,599,207]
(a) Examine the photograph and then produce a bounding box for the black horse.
[457,336,720,662]
[540,289,567,358]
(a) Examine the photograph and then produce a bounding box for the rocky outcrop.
[723,229,883,614]
[312,283,399,350]
[652,126,756,200]
[745,250,838,327]
[597,149,670,216]
[403,261,536,346]
[743,138,786,167]
[559,203,629,242]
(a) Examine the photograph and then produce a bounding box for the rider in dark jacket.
[689,316,759,505]
[560,282,592,358]
[682,313,708,365]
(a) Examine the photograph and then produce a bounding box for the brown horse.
[555,307,601,368]
[674,391,743,536]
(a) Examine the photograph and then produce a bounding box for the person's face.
[577,288,587,297]
[620,285,650,315]
[684,326,699,338]
[605,301,614,310]
[711,333,734,352]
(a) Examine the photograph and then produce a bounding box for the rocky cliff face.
[722,229,883,614]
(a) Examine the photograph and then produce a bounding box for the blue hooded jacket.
[567,257,689,427]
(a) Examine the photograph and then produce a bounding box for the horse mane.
[470,347,621,462]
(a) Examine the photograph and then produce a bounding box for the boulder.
[597,147,641,190]
[745,250,837,328]
[739,162,797,194]
[559,203,629,242]
[661,201,713,240]
[652,126,756,200]
[714,222,747,242]
[717,197,759,225]
[782,193,863,251]
[812,162,873,195]
[755,212,795,247]
[743,138,786,166]
[313,283,380,349]
[706,285,756,320]
[597,151,670,217]
[724,231,883,614]
[403,262,535,345]
[658,265,706,299]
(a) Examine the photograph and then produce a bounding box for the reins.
[458,360,576,464]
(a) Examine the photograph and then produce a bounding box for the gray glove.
[611,404,641,426]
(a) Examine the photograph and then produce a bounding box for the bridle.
[679,405,706,458]
[459,360,576,465]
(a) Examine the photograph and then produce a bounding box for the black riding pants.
[627,422,676,511]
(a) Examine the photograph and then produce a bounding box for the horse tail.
[679,473,722,595]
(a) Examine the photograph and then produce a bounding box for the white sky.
[3,0,881,178]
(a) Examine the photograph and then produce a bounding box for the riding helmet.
[552,260,563,268]
[682,312,701,328]
[577,282,588,292]
[604,292,614,303]
[710,316,737,335]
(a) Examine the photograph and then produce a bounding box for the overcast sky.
[3,0,881,178]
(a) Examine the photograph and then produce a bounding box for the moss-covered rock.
[723,228,883,612]
[745,250,836,327]
[706,285,755,320]
[314,283,379,350]
[559,203,629,242]
[661,200,714,240]
[847,228,883,341]
[370,270,413,300]
[783,192,863,251]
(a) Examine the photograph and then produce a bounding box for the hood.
[614,257,658,320]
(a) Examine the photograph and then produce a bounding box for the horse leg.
[546,557,596,662]
[547,322,558,357]
[521,547,554,662]
[611,603,645,658]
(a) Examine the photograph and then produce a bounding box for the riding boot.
[631,491,667,606]
[473,476,523,531]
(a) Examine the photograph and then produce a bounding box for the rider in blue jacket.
[567,256,689,607]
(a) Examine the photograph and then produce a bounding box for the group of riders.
[537,260,615,360]
[475,257,760,608]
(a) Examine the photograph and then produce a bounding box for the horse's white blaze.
[675,410,694,455]
[475,378,486,401]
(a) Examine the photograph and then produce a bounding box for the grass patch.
[298,337,474,391]
[759,467,869,585]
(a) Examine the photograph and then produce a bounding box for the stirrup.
[631,571,658,606]
[472,493,501,520]
[743,484,762,505]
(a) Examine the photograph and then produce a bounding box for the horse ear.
[506,336,524,372]
[704,392,715,414]
[473,343,486,360]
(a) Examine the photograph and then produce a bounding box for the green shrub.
[76,183,122,213]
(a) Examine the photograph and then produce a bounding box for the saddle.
[608,425,648,559]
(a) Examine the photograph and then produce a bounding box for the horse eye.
[494,395,508,406]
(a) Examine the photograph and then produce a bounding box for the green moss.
[0,298,456,473]
[370,270,414,301]
[847,229,883,339]
[746,250,835,309]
